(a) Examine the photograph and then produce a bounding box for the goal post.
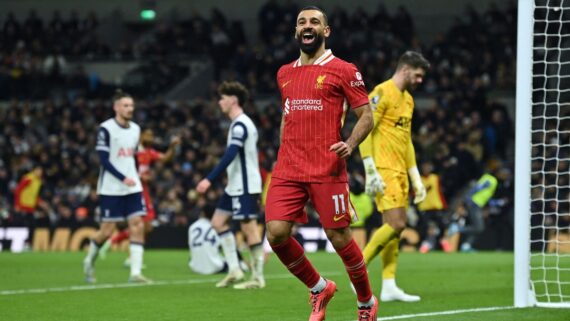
[515,0,570,308]
[514,0,533,309]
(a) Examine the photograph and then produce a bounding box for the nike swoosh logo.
[281,80,292,88]
[333,214,346,222]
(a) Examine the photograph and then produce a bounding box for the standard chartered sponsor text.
[291,98,323,111]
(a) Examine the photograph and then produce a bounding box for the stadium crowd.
[0,1,521,250]
[1,2,517,99]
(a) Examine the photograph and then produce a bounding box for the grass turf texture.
[0,251,568,320]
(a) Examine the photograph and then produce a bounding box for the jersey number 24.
[191,227,217,247]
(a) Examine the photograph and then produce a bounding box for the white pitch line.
[375,306,516,320]
[0,271,343,296]
[2,275,517,321]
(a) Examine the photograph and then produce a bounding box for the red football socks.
[271,237,321,288]
[337,239,372,303]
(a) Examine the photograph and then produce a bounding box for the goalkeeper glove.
[362,156,385,197]
[408,166,426,204]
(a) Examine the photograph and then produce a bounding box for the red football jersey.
[272,50,369,183]
[137,147,162,178]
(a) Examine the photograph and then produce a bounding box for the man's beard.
[297,32,324,55]
[405,83,417,92]
[404,74,417,92]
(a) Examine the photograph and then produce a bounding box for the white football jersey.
[225,113,262,196]
[96,118,143,196]
[188,218,225,274]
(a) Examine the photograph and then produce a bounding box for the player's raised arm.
[159,136,181,163]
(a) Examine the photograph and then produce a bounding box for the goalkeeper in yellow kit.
[359,51,430,302]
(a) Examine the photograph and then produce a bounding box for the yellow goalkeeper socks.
[362,223,398,265]
[381,238,399,279]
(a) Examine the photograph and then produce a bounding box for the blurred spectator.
[447,171,499,252]
[80,189,99,221]
[0,165,9,198]
[258,0,282,43]
[417,162,449,253]
[55,201,75,227]
[159,189,184,226]
[486,167,514,250]
[43,49,67,84]
[12,166,46,228]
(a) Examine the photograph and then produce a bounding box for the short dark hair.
[397,51,430,71]
[218,81,249,106]
[299,6,328,25]
[112,89,132,102]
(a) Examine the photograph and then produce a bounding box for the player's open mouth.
[302,31,316,44]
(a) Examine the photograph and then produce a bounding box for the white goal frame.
[514,0,533,308]
[515,0,570,308]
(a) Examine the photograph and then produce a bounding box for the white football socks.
[219,230,240,272]
[310,277,327,293]
[85,240,100,264]
[358,296,375,308]
[129,243,144,276]
[250,243,265,279]
[383,278,397,291]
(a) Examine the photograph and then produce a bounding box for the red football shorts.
[265,176,357,229]
[141,186,155,222]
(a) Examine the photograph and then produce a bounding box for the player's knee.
[242,227,261,243]
[100,229,114,241]
[383,218,406,232]
[128,217,144,234]
[266,222,291,245]
[266,229,287,245]
[324,227,352,249]
[211,222,228,234]
[390,220,407,232]
[383,209,407,232]
[99,223,115,239]
[210,214,229,233]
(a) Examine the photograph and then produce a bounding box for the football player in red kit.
[264,6,378,321]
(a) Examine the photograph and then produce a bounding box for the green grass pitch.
[1,250,568,320]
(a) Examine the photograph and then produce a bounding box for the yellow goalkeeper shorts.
[375,168,409,212]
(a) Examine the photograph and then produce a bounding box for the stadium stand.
[0,1,516,251]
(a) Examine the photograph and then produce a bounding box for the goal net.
[516,0,570,308]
